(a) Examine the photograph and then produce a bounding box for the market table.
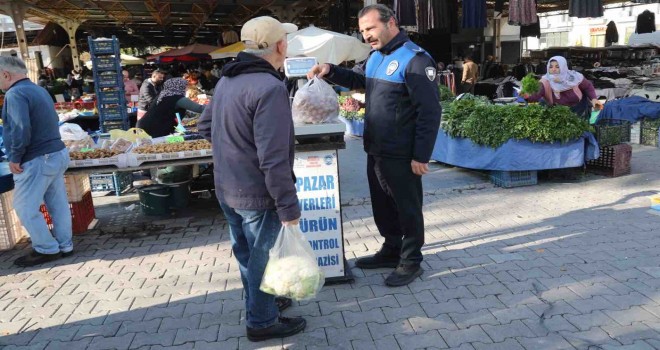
[431,129,600,171]
[65,122,353,284]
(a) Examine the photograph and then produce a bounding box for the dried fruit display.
[132,140,211,154]
[69,149,121,160]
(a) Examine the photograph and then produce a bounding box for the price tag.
[80,148,95,152]
[166,136,185,143]
[55,94,65,103]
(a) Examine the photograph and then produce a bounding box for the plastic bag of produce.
[59,123,88,141]
[292,77,339,124]
[260,225,325,301]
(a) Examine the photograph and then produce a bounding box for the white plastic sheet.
[287,26,371,65]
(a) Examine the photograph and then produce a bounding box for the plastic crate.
[640,119,660,147]
[0,191,27,250]
[89,172,133,195]
[97,90,121,104]
[489,170,538,188]
[97,71,120,88]
[40,191,95,235]
[89,38,118,55]
[594,119,631,147]
[99,106,125,120]
[586,143,632,177]
[64,174,92,202]
[101,119,129,132]
[93,57,119,71]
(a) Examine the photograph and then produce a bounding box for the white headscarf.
[544,56,584,99]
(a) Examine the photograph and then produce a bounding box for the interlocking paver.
[408,314,458,332]
[382,303,426,322]
[129,330,176,348]
[326,323,372,345]
[516,334,576,350]
[421,299,466,317]
[43,339,92,350]
[481,320,536,342]
[358,295,399,312]
[439,326,492,347]
[472,338,525,350]
[395,330,447,350]
[88,333,135,350]
[173,325,218,344]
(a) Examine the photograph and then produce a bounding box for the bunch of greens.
[439,84,454,102]
[442,95,593,148]
[520,73,540,95]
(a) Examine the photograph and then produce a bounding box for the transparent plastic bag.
[260,225,325,301]
[59,123,88,141]
[292,77,339,124]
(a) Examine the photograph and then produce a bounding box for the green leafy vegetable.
[520,73,540,95]
[442,95,593,148]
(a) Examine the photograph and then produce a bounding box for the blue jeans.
[13,148,72,254]
[219,202,280,329]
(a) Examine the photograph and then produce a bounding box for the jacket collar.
[7,78,30,91]
[379,31,408,55]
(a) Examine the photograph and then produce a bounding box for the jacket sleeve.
[197,99,213,142]
[405,54,442,163]
[579,79,597,100]
[138,83,153,109]
[175,97,205,113]
[253,84,301,222]
[5,91,32,164]
[324,60,367,90]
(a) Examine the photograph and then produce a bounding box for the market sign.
[294,150,345,279]
[589,26,607,35]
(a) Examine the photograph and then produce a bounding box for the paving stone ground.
[1,144,659,349]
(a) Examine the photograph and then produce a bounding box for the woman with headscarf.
[523,56,602,119]
[136,78,205,137]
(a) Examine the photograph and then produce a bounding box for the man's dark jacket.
[198,53,300,222]
[326,31,441,163]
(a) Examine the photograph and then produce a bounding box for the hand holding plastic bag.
[292,77,339,124]
[260,225,325,300]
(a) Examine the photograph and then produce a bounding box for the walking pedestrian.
[0,56,73,267]
[307,4,441,286]
[198,16,305,341]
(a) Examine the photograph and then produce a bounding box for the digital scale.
[284,56,318,78]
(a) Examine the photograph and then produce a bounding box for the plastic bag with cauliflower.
[260,225,325,301]
[292,77,339,124]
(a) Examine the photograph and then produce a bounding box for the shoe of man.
[385,264,423,287]
[14,249,61,267]
[355,248,399,269]
[246,316,306,342]
[276,297,292,311]
[61,250,75,258]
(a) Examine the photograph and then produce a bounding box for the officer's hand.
[307,64,330,80]
[9,162,22,174]
[282,218,300,226]
[411,160,429,176]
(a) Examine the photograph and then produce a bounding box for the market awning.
[287,26,370,64]
[209,42,246,60]
[147,43,220,62]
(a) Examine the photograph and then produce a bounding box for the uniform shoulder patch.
[425,67,437,81]
[403,41,425,54]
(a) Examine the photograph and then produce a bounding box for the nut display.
[132,140,211,154]
[70,149,121,160]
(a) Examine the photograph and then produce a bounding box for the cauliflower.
[260,256,324,300]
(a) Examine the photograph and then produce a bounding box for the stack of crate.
[88,36,129,132]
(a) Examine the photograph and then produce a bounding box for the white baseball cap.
[241,16,298,50]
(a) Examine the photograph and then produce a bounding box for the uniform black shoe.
[61,250,75,258]
[275,297,292,312]
[355,249,400,269]
[246,316,306,342]
[385,264,423,287]
[14,250,61,267]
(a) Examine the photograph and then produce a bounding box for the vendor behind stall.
[136,78,204,138]
[524,56,602,118]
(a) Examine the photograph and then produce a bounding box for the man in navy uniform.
[308,4,441,286]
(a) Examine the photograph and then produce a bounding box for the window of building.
[590,34,605,47]
[539,32,569,49]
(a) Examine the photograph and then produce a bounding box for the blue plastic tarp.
[431,130,600,171]
[596,96,660,123]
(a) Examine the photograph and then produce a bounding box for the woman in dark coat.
[136,78,204,137]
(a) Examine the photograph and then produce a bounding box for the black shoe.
[246,316,306,342]
[14,249,61,267]
[61,250,74,258]
[275,297,292,312]
[385,264,423,287]
[355,248,400,269]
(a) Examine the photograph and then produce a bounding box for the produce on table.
[438,84,454,102]
[520,73,540,95]
[260,256,324,300]
[69,149,121,160]
[442,94,593,148]
[338,96,364,120]
[132,140,211,154]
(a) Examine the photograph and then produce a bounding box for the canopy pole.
[0,1,30,60]
[54,19,82,72]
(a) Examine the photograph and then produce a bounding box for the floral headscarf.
[156,78,188,104]
[544,56,584,99]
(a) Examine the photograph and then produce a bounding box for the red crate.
[40,191,95,235]
[586,143,632,177]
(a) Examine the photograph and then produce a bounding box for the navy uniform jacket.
[326,31,441,163]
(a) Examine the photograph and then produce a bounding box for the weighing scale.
[284,56,319,98]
